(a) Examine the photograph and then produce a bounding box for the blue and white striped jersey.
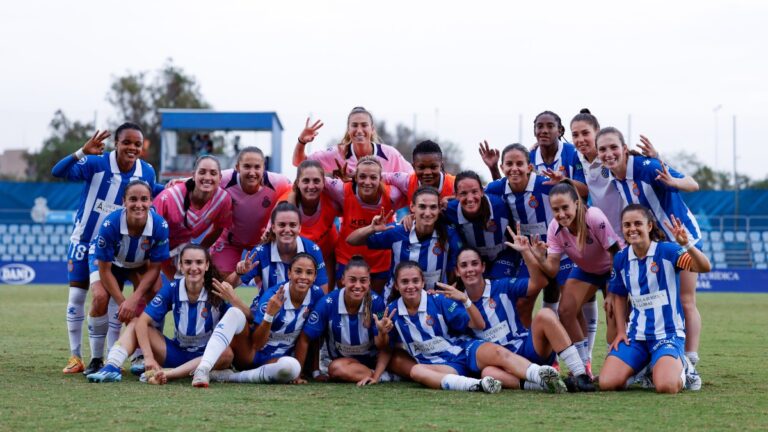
[250,282,324,361]
[486,173,554,241]
[611,155,701,242]
[386,291,469,366]
[92,209,170,268]
[466,278,530,351]
[144,278,230,352]
[609,241,687,341]
[444,195,510,262]
[303,288,385,364]
[241,236,328,293]
[52,151,156,244]
[530,141,586,184]
[366,224,461,290]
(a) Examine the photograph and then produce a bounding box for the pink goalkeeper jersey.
[218,169,292,248]
[546,206,621,274]
[308,142,414,176]
[153,182,233,250]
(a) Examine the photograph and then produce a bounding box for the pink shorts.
[210,239,249,273]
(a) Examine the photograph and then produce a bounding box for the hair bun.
[580,108,591,114]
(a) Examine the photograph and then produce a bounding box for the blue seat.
[54,225,67,235]
[723,231,735,242]
[736,231,747,242]
[31,225,43,235]
[0,224,7,234]
[43,225,54,234]
[8,224,19,234]
[749,231,761,242]
[25,234,37,245]
[710,231,722,242]
[19,224,31,235]
[754,252,766,263]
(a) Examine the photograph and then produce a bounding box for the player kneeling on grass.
[296,255,397,385]
[455,242,595,392]
[191,253,324,387]
[374,261,567,394]
[87,245,233,383]
[599,205,711,394]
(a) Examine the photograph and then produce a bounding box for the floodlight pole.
[713,105,722,171]
[733,115,739,229]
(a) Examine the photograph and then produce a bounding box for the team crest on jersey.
[200,307,209,319]
[303,308,310,318]
[260,303,268,314]
[601,167,610,178]
[262,197,271,208]
[632,182,640,197]
[486,220,497,233]
[650,262,659,273]
[528,195,539,209]
[308,311,320,325]
[151,295,163,307]
[558,165,566,172]
[97,236,106,248]
[586,236,594,245]
[425,314,434,327]
[67,260,74,272]
[141,239,151,251]
[488,298,497,309]
[432,244,443,255]
[77,158,87,165]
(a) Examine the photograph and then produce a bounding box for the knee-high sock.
[582,298,598,361]
[105,344,130,369]
[219,357,301,384]
[197,308,246,373]
[66,287,87,357]
[558,345,586,376]
[87,314,108,360]
[106,298,121,351]
[440,374,483,392]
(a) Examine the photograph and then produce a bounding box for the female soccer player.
[298,256,392,385]
[280,160,341,288]
[347,186,459,292]
[229,202,328,293]
[375,261,567,393]
[597,127,704,377]
[291,107,413,177]
[529,110,588,198]
[599,205,711,393]
[382,140,456,206]
[327,156,406,293]
[86,245,232,383]
[52,124,157,374]
[153,155,232,279]
[82,180,169,375]
[529,180,622,377]
[210,146,292,273]
[453,245,594,391]
[191,253,325,387]
[443,171,515,279]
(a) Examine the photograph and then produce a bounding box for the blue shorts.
[163,337,204,368]
[485,250,521,279]
[67,241,91,283]
[567,265,610,287]
[608,336,685,373]
[513,329,556,366]
[463,339,486,374]
[336,264,391,283]
[516,256,572,286]
[87,250,140,286]
[252,349,286,369]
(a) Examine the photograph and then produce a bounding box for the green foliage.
[376,120,464,174]
[24,110,94,181]
[1,286,767,431]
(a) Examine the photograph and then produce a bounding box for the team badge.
[601,167,610,178]
[528,195,539,209]
[650,262,659,273]
[262,197,271,208]
[486,220,497,233]
[425,314,434,327]
[558,165,566,172]
[432,244,443,255]
[141,239,151,251]
[151,295,163,307]
[308,311,320,325]
[632,182,640,197]
[488,298,497,309]
[260,303,268,314]
[586,236,594,245]
[67,260,74,272]
[97,236,106,248]
[200,307,209,319]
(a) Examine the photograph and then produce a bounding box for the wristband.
[463,297,473,309]
[263,313,274,323]
[682,241,695,252]
[297,138,308,145]
[75,148,86,160]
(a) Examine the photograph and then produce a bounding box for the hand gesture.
[236,249,259,276]
[433,282,466,303]
[609,332,630,353]
[373,306,396,335]
[400,213,414,231]
[164,178,187,189]
[82,130,111,155]
[529,234,548,261]
[478,140,500,169]
[542,168,565,185]
[117,296,138,323]
[298,117,324,145]
[636,134,659,159]
[357,374,379,387]
[654,161,677,188]
[504,223,530,252]
[211,278,237,303]
[371,208,394,232]
[663,214,690,246]
[265,285,286,316]
[332,160,352,182]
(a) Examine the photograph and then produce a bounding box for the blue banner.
[696,269,768,293]
[0,261,67,285]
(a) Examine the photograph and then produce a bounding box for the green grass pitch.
[1,285,767,431]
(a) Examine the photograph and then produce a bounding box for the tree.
[375,121,464,174]
[25,110,94,181]
[106,58,210,166]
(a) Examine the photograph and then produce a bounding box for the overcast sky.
[1,0,766,180]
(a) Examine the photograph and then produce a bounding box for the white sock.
[542,301,559,316]
[106,298,121,351]
[576,338,590,364]
[66,287,87,357]
[525,364,544,387]
[558,345,586,376]
[197,308,246,373]
[582,299,598,361]
[440,374,482,392]
[522,380,544,391]
[87,314,108,360]
[220,357,301,384]
[685,351,699,367]
[106,344,129,369]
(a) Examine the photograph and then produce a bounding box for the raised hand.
[504,223,531,252]
[332,160,352,182]
[82,130,111,155]
[636,134,659,159]
[235,249,259,276]
[211,278,237,303]
[298,117,324,144]
[400,213,414,231]
[265,285,286,316]
[542,168,565,185]
[373,306,396,335]
[478,140,500,169]
[654,160,677,188]
[529,234,548,261]
[371,208,395,232]
[663,214,690,246]
[433,282,467,303]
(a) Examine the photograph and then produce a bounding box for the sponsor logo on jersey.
[601,167,610,178]
[150,295,163,307]
[586,236,594,245]
[308,311,320,325]
[0,263,35,285]
[262,197,271,208]
[97,236,106,248]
